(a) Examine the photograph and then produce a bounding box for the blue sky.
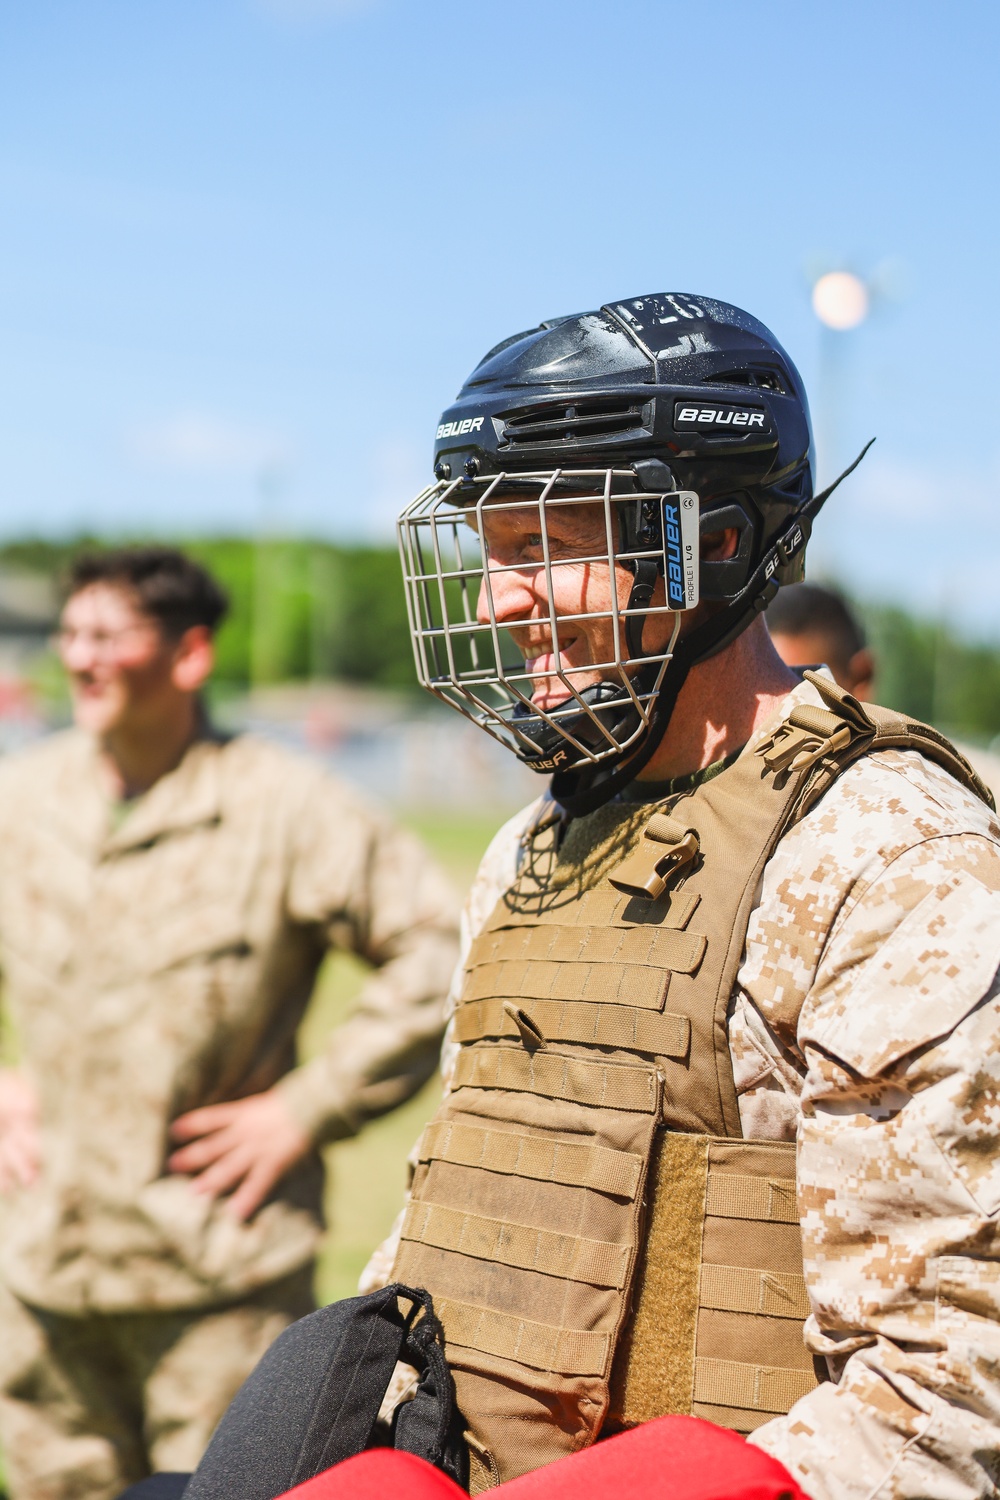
[1,1,998,628]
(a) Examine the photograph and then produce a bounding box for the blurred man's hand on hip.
[168,1090,312,1222]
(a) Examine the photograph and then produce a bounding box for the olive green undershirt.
[617,743,745,804]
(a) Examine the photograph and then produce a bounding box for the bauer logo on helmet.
[674,403,770,433]
[435,416,486,440]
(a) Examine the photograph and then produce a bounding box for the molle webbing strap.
[469,922,707,971]
[463,958,681,1011]
[706,1173,798,1223]
[402,1200,629,1289]
[693,1360,817,1415]
[435,1298,609,1377]
[484,887,702,934]
[699,1266,810,1320]
[418,1120,644,1199]
[451,1046,660,1114]
[453,997,691,1059]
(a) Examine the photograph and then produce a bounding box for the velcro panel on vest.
[453,997,691,1060]
[452,1045,660,1113]
[418,1120,644,1199]
[609,1130,708,1427]
[609,1134,818,1437]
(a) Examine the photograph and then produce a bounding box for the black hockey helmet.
[432,293,814,603]
[398,293,869,814]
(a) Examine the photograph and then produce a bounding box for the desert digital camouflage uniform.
[363,674,1000,1500]
[0,725,458,1500]
[0,1268,315,1497]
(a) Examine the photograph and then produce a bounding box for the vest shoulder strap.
[776,671,996,823]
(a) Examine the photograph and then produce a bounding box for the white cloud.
[130,413,289,475]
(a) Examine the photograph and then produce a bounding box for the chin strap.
[624,558,660,660]
[803,437,877,519]
[550,440,876,818]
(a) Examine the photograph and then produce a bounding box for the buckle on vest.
[502,1000,547,1052]
[757,708,853,775]
[609,819,700,901]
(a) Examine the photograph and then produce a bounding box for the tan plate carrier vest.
[392,676,992,1491]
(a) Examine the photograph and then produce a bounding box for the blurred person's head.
[766,581,874,701]
[58,547,229,740]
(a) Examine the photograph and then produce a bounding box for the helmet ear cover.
[628,461,761,607]
[699,497,759,600]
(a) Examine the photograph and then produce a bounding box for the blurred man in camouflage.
[768,578,1000,800]
[0,546,458,1500]
[363,295,1000,1499]
[766,581,875,702]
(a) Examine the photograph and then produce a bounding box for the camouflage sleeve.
[749,833,1000,1499]
[276,774,460,1144]
[437,798,544,1096]
[357,798,541,1292]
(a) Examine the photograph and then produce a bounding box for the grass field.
[299,808,508,1305]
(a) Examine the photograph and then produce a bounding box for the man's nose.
[59,634,97,672]
[476,562,539,626]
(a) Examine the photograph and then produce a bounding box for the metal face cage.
[397,468,700,770]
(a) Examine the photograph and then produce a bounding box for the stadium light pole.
[811,270,869,488]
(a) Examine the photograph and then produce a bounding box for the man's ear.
[846,646,874,702]
[700,527,741,563]
[171,626,215,693]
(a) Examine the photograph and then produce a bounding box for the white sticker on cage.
[662,491,699,610]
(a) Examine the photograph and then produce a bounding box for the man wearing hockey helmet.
[378,294,1000,1499]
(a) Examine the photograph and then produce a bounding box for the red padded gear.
[281,1417,809,1500]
